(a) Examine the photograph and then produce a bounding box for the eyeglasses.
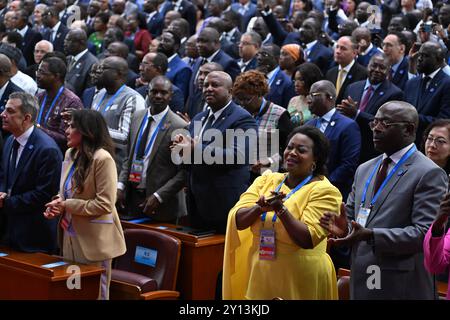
[257,51,271,58]
[426,135,448,147]
[140,61,155,67]
[368,119,412,130]
[306,92,325,99]
[238,41,254,46]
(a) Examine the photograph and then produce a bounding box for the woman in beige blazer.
[44,109,126,300]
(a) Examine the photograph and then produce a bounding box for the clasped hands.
[255,191,286,215]
[43,195,66,219]
[117,190,161,215]
[319,203,373,246]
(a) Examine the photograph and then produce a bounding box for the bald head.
[104,56,128,78]
[0,53,12,78]
[312,80,336,100]
[208,71,232,89]
[203,71,232,110]
[379,101,418,128]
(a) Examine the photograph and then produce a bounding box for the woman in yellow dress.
[223,126,341,300]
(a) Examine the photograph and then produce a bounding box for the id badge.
[129,159,144,183]
[356,206,371,227]
[259,229,276,260]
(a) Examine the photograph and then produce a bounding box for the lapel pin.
[430,88,435,93]
[330,121,335,127]
[276,79,281,85]
[348,74,352,79]
[399,69,404,74]
[167,68,171,72]
[379,91,384,96]
[28,145,34,150]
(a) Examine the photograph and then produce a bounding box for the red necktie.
[359,86,373,112]
[373,157,391,195]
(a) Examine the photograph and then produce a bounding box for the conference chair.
[110,228,181,300]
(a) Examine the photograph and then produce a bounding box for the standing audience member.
[25,40,53,80]
[279,44,304,79]
[422,119,450,174]
[36,56,83,152]
[321,101,448,299]
[117,76,188,223]
[223,126,341,300]
[0,92,62,253]
[44,109,126,300]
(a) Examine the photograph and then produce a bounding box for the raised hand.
[319,202,348,238]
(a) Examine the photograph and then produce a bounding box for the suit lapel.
[366,152,415,225]
[366,81,387,114]
[324,111,338,136]
[11,128,38,188]
[147,111,171,167]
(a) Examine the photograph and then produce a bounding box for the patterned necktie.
[136,116,153,159]
[373,157,391,195]
[336,68,347,95]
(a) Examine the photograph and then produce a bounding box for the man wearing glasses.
[321,101,448,299]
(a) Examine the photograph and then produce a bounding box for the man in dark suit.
[0,92,62,253]
[42,7,69,53]
[382,32,409,91]
[230,0,257,31]
[15,9,42,67]
[64,28,99,97]
[162,0,197,35]
[172,71,257,233]
[81,62,101,109]
[136,52,185,113]
[237,31,260,73]
[158,31,192,101]
[405,41,450,144]
[104,41,139,89]
[118,76,187,223]
[339,54,404,163]
[259,4,301,47]
[322,101,447,299]
[352,27,383,68]
[306,80,361,200]
[143,0,164,38]
[326,36,368,105]
[185,62,223,119]
[0,54,23,139]
[256,44,295,109]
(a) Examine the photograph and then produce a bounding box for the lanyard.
[37,86,64,125]
[63,162,76,199]
[268,66,280,87]
[134,112,168,159]
[255,98,266,126]
[94,85,125,114]
[361,145,416,207]
[261,174,313,224]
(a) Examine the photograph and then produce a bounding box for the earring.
[311,162,316,173]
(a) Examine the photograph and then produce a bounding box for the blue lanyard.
[261,174,313,223]
[134,112,168,159]
[268,67,280,87]
[37,86,64,125]
[63,162,76,199]
[255,98,266,126]
[94,85,125,114]
[361,145,416,207]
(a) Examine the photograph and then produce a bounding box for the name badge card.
[356,206,371,228]
[129,159,144,183]
[259,229,276,260]
[135,246,158,267]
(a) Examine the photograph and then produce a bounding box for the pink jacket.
[423,222,450,299]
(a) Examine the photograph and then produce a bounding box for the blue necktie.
[7,140,20,190]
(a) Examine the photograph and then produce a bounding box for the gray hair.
[9,91,38,122]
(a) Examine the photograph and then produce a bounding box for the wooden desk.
[121,221,225,300]
[0,247,104,300]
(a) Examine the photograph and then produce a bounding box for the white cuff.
[153,192,163,203]
[117,182,126,191]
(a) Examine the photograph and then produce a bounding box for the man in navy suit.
[338,54,404,163]
[405,41,450,144]
[0,92,62,253]
[173,71,257,233]
[161,0,197,35]
[306,80,361,200]
[0,54,23,139]
[42,7,69,54]
[237,31,260,73]
[230,0,257,31]
[326,36,368,105]
[15,9,42,67]
[143,0,163,38]
[256,44,295,109]
[353,27,383,67]
[259,4,300,47]
[382,32,409,91]
[158,31,192,101]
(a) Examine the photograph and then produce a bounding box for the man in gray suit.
[117,76,188,223]
[64,28,98,97]
[321,101,448,299]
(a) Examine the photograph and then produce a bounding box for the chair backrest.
[114,228,181,291]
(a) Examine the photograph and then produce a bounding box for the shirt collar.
[16,125,35,148]
[52,21,61,33]
[339,59,355,72]
[365,78,382,91]
[147,11,157,20]
[206,49,220,62]
[266,66,278,80]
[209,100,232,121]
[362,43,373,56]
[383,143,415,165]
[168,53,177,63]
[73,49,88,62]
[321,107,336,123]
[424,67,441,79]
[306,40,317,51]
[391,55,405,73]
[148,105,169,123]
[18,25,28,37]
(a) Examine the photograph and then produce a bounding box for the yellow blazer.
[59,148,126,261]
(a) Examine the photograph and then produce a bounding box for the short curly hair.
[232,70,269,97]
